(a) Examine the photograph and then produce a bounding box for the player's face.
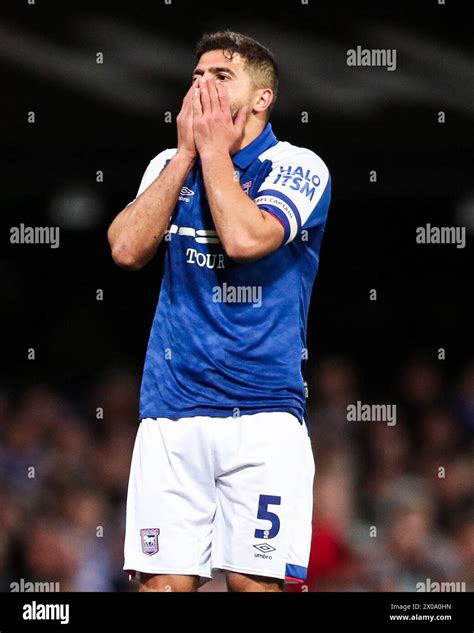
[192,50,256,120]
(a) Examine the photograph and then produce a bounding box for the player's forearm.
[200,151,279,261]
[108,151,195,270]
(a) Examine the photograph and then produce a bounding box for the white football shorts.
[123,411,315,583]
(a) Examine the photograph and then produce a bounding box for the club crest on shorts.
[140,528,160,556]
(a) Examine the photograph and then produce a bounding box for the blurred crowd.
[302,357,474,592]
[0,358,473,592]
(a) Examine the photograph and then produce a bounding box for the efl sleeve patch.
[253,148,331,244]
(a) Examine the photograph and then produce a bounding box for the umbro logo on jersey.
[179,186,195,203]
[253,543,276,553]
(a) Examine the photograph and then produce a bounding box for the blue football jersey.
[134,122,331,424]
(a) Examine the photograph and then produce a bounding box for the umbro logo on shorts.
[140,528,160,556]
[253,543,276,553]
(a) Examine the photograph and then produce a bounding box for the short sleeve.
[127,148,177,205]
[253,148,331,244]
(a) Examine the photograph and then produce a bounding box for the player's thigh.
[139,573,199,593]
[226,572,284,593]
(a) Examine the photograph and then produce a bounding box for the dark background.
[0,0,472,593]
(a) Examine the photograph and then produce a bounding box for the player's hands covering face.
[176,83,198,160]
[192,77,248,157]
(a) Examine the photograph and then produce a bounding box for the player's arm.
[107,85,196,271]
[194,78,284,263]
[108,151,194,270]
[200,152,284,262]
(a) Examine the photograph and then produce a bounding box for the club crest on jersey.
[241,180,253,195]
[140,528,160,556]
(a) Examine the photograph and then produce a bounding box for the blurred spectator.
[453,363,474,433]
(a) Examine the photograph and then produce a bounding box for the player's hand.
[192,77,249,158]
[176,83,198,161]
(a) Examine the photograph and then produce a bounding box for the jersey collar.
[231,122,278,170]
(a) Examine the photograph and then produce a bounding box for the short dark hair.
[195,30,279,118]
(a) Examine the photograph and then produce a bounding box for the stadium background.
[0,0,472,592]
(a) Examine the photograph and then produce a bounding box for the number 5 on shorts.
[254,494,281,539]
